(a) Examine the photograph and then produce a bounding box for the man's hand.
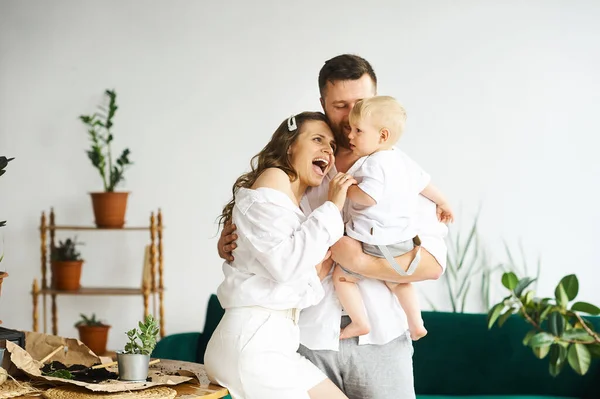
[436,202,454,224]
[217,221,238,262]
[330,236,443,283]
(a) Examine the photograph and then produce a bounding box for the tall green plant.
[424,210,543,313]
[501,239,542,290]
[79,89,132,192]
[488,273,600,376]
[428,215,499,313]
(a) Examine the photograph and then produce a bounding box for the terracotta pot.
[78,324,111,356]
[0,271,7,296]
[51,260,83,291]
[90,192,129,228]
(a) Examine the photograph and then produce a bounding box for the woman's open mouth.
[312,158,329,176]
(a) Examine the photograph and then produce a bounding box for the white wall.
[1,0,599,350]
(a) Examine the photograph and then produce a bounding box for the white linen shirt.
[298,148,447,351]
[345,147,431,245]
[216,187,344,311]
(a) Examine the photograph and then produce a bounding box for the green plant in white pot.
[117,314,159,381]
[80,89,133,228]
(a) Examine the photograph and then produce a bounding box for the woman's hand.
[315,250,334,280]
[328,172,357,211]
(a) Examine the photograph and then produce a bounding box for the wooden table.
[171,381,229,398]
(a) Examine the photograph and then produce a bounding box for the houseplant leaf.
[571,301,600,315]
[501,272,518,290]
[567,343,591,375]
[555,283,569,309]
[548,312,566,337]
[514,277,536,297]
[497,308,514,327]
[549,343,567,376]
[530,332,555,348]
[557,274,579,301]
[487,303,504,329]
[522,330,537,346]
[533,345,551,359]
[562,329,595,343]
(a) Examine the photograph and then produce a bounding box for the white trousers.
[204,307,327,399]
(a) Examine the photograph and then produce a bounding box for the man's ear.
[319,97,325,112]
[379,128,390,143]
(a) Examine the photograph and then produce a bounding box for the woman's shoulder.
[234,168,298,212]
[252,167,291,191]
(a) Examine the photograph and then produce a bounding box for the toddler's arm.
[347,185,377,206]
[420,183,446,206]
[420,183,454,223]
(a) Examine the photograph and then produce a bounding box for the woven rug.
[43,385,177,399]
[0,380,39,398]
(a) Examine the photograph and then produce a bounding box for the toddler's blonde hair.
[349,96,407,146]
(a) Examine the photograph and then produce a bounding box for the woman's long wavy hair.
[217,111,329,229]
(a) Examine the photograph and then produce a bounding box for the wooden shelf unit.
[31,208,166,338]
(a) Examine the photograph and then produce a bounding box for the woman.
[205,112,354,399]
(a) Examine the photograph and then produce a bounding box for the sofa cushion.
[152,332,200,362]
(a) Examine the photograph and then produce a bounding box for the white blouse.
[216,187,344,311]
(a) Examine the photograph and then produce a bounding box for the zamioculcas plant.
[79,89,133,228]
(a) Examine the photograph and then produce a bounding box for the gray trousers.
[298,316,415,399]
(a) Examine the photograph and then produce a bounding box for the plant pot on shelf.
[51,260,83,291]
[78,324,111,356]
[90,192,129,228]
[116,352,150,382]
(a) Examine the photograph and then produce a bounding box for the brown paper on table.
[5,331,192,392]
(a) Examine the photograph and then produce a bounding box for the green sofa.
[153,294,599,398]
[412,312,599,399]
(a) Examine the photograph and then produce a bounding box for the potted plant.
[0,156,14,296]
[75,313,111,356]
[116,314,159,381]
[80,89,133,228]
[488,272,600,376]
[51,237,84,291]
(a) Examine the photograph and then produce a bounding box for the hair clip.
[287,115,297,132]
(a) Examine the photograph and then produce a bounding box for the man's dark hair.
[318,54,377,97]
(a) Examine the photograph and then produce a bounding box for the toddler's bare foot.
[409,325,428,341]
[340,322,370,339]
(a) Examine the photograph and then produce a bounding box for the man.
[218,54,444,398]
